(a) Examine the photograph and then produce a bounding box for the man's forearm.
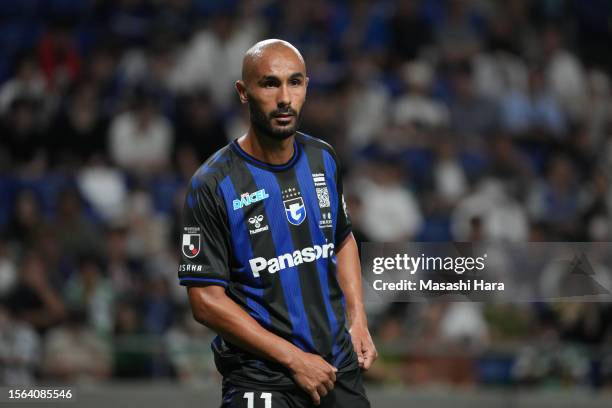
[187,286,301,369]
[336,233,367,327]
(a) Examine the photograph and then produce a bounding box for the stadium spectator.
[1,97,46,174]
[107,0,155,46]
[0,303,40,385]
[142,274,173,336]
[435,0,483,64]
[37,19,81,91]
[171,10,262,108]
[49,82,109,168]
[388,0,432,64]
[31,225,74,289]
[540,26,588,122]
[76,163,129,222]
[353,156,423,241]
[108,89,174,177]
[165,308,217,384]
[85,45,123,118]
[113,300,150,379]
[486,134,534,193]
[438,302,490,350]
[432,138,468,204]
[393,60,449,132]
[41,308,111,382]
[142,274,175,377]
[0,236,17,298]
[123,190,170,259]
[5,252,66,334]
[64,255,115,334]
[6,189,44,248]
[104,225,142,297]
[342,56,391,150]
[451,179,529,242]
[448,62,500,150]
[53,188,103,259]
[174,90,229,162]
[0,53,46,115]
[528,154,581,238]
[583,69,611,148]
[579,169,612,241]
[500,65,567,138]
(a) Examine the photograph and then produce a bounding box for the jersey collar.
[231,136,301,172]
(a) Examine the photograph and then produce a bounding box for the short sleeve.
[178,179,231,288]
[333,154,352,245]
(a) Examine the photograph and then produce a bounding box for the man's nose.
[277,84,291,107]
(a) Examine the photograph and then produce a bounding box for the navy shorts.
[220,365,370,408]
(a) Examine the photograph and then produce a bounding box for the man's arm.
[335,233,378,370]
[187,285,336,406]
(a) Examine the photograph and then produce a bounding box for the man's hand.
[287,351,337,406]
[349,323,378,370]
[335,233,377,369]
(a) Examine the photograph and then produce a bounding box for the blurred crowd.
[1,0,612,391]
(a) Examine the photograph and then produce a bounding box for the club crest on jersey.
[182,233,201,258]
[284,197,306,225]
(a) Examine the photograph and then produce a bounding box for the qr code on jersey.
[316,187,330,208]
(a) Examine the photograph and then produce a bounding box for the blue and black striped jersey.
[178,132,357,388]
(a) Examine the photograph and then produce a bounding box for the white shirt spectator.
[472,52,528,100]
[109,111,173,175]
[452,179,528,241]
[393,60,449,129]
[393,94,449,129]
[434,157,468,203]
[545,49,587,121]
[170,19,262,108]
[355,178,423,241]
[42,324,111,382]
[439,303,489,348]
[0,255,17,298]
[0,308,40,385]
[77,165,128,222]
[346,81,391,149]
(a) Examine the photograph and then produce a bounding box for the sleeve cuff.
[179,277,229,288]
[335,227,352,247]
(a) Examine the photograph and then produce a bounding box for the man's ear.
[235,80,248,104]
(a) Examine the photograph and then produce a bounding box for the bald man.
[178,39,376,408]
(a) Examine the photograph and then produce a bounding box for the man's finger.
[353,339,364,365]
[328,366,337,383]
[362,347,377,370]
[310,389,321,406]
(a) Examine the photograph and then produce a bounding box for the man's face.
[240,47,308,140]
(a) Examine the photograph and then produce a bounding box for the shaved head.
[241,39,306,83]
[236,39,308,141]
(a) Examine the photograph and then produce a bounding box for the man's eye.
[263,81,277,88]
[290,79,302,86]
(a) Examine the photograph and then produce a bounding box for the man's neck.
[237,128,295,165]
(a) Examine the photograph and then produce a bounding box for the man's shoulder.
[188,144,235,192]
[296,132,338,159]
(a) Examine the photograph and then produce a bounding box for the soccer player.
[178,39,377,407]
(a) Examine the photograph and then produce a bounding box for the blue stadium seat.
[476,354,515,385]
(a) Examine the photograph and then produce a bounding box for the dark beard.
[248,96,300,141]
